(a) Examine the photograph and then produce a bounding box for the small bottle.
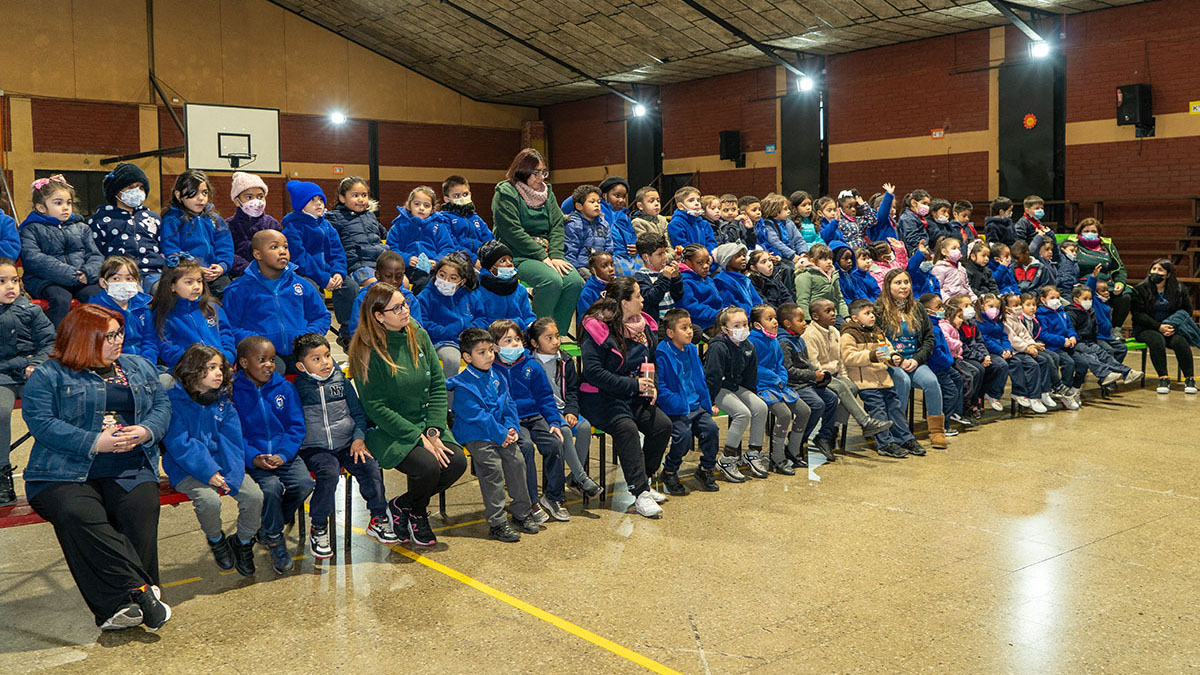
[639,362,656,396]
[875,339,890,360]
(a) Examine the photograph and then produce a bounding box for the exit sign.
[931,128,945,139]
[332,165,345,175]
[1191,100,1200,114]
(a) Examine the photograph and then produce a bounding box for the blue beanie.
[286,180,325,212]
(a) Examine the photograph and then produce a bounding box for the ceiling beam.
[675,0,808,80]
[987,0,1047,42]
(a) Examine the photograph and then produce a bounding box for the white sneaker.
[1123,369,1143,384]
[1061,394,1080,410]
[1030,399,1048,413]
[984,395,1004,412]
[1101,372,1122,386]
[1186,378,1197,394]
[1066,387,1080,397]
[647,487,669,504]
[1040,393,1058,409]
[634,491,663,518]
[1014,396,1032,408]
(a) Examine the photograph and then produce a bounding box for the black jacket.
[777,330,819,389]
[635,267,684,321]
[984,216,1016,247]
[714,218,757,249]
[751,270,793,307]
[963,258,999,297]
[578,314,658,428]
[1064,304,1099,342]
[0,297,55,386]
[1131,278,1193,335]
[702,334,758,401]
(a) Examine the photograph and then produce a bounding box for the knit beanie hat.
[712,242,747,269]
[230,172,268,202]
[598,176,629,195]
[478,240,513,272]
[103,163,150,205]
[286,180,325,212]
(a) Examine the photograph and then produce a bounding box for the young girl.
[815,196,842,246]
[896,189,932,254]
[527,317,601,498]
[938,304,982,420]
[151,257,236,370]
[963,240,999,297]
[866,238,910,287]
[700,195,721,229]
[1015,292,1079,409]
[946,294,1019,413]
[977,293,1049,413]
[90,256,159,369]
[998,292,1064,411]
[325,176,388,291]
[988,242,1020,294]
[473,240,537,330]
[226,171,280,277]
[576,251,615,331]
[748,250,794,307]
[161,170,234,298]
[677,244,724,333]
[916,294,966,433]
[874,269,946,449]
[1035,286,1089,398]
[788,191,820,246]
[711,243,762,313]
[89,162,164,289]
[19,174,103,325]
[834,244,880,304]
[795,244,849,320]
[906,239,941,297]
[387,186,454,293]
[702,307,769,480]
[759,194,807,264]
[833,186,886,249]
[931,237,976,301]
[161,345,260,576]
[839,299,920,457]
[412,252,476,382]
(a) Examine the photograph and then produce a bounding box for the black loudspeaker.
[719,130,741,160]
[1116,84,1151,126]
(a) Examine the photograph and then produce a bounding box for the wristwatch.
[424,427,441,439]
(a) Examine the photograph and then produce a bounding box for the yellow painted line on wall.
[828,129,992,164]
[1065,112,1200,145]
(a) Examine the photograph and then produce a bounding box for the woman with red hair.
[21,304,172,631]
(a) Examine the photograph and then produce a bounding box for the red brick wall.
[31,98,141,155]
[661,68,777,159]
[829,152,990,203]
[1066,137,1200,201]
[377,121,519,170]
[542,94,626,170]
[279,115,369,164]
[694,168,778,199]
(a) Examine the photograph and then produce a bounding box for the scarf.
[479,272,519,296]
[441,201,476,217]
[623,313,648,343]
[514,180,548,209]
[1079,236,1104,251]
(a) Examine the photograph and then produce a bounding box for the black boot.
[813,436,837,463]
[693,467,720,492]
[0,465,16,506]
[208,534,235,571]
[232,536,256,577]
[660,471,690,496]
[785,442,808,469]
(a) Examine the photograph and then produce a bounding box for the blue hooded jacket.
[747,329,798,404]
[897,209,930,254]
[325,204,387,276]
[90,290,158,366]
[1035,304,1078,350]
[988,259,1019,294]
[0,211,20,261]
[564,209,614,269]
[439,205,495,264]
[86,203,164,275]
[678,268,724,329]
[412,284,475,346]
[160,206,234,273]
[906,249,942,297]
[654,339,712,416]
[667,209,717,250]
[493,350,564,425]
[762,218,809,261]
[446,364,520,445]
[978,314,1013,354]
[866,193,897,242]
[348,281,416,340]
[712,269,762,314]
[231,371,305,466]
[473,270,537,330]
[156,298,236,370]
[387,207,455,264]
[281,210,349,288]
[925,317,955,372]
[162,385,248,493]
[832,242,880,303]
[576,273,608,328]
[563,196,640,276]
[1086,276,1118,339]
[18,211,103,296]
[223,262,332,356]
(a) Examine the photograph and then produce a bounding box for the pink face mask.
[947,249,962,263]
[239,199,266,218]
[916,204,930,217]
[984,307,999,320]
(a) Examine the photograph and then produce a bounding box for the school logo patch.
[206,316,217,327]
[293,283,305,296]
[274,394,286,409]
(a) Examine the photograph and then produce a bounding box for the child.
[20,174,103,325]
[446,328,539,542]
[1011,240,1052,294]
[1014,195,1049,244]
[749,250,795,307]
[90,256,159,368]
[832,186,885,250]
[981,292,1057,410]
[326,176,388,293]
[963,240,999,297]
[387,186,455,293]
[931,237,976,301]
[677,244,724,333]
[630,187,670,244]
[816,196,843,246]
[739,195,763,236]
[1065,286,1142,386]
[865,238,910,288]
[564,184,613,275]
[440,175,495,265]
[1017,292,1080,409]
[576,251,616,326]
[162,345,260,576]
[988,242,1020,294]
[794,244,849,320]
[527,318,601,498]
[984,196,1017,247]
[161,170,234,298]
[702,307,769,481]
[906,239,942,297]
[925,198,955,244]
[946,294,1019,413]
[897,189,932,254]
[89,163,164,288]
[916,294,967,432]
[291,333,398,556]
[597,176,640,276]
[151,257,236,370]
[474,240,537,330]
[866,187,898,242]
[0,258,54,503]
[281,180,354,325]
[788,191,821,246]
[714,193,757,249]
[655,309,720,493]
[489,320,566,523]
[667,186,717,251]
[759,193,808,264]
[1053,239,1082,295]
[700,194,721,231]
[413,253,476,383]
[835,245,881,304]
[231,337,314,574]
[948,200,979,244]
[348,251,414,340]
[634,233,683,323]
[1035,287,1091,397]
[226,171,281,278]
[224,229,332,371]
[840,299,921,457]
[1088,275,1128,361]
[711,243,762,313]
[937,304,982,420]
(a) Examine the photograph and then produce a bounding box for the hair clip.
[165,252,196,268]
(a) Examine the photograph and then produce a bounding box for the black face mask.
[1148,272,1165,285]
[193,388,221,406]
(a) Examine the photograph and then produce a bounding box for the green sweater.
[491,180,565,262]
[1065,236,1127,286]
[795,266,849,318]
[357,326,449,469]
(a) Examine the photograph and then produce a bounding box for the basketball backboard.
[184,103,281,173]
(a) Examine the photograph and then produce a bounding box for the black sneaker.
[130,584,171,631]
[0,464,16,506]
[877,443,908,458]
[512,514,540,534]
[948,413,974,427]
[310,525,333,560]
[693,467,720,492]
[100,603,143,631]
[568,473,604,499]
[389,498,412,544]
[660,472,690,496]
[208,535,234,571]
[901,439,927,457]
[860,418,894,438]
[813,436,837,462]
[408,511,437,547]
[785,445,809,469]
[232,537,256,576]
[489,521,522,542]
[265,535,292,574]
[770,459,796,475]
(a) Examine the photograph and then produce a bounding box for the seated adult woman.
[350,282,467,547]
[1130,259,1196,395]
[492,148,583,334]
[578,277,671,518]
[874,269,944,451]
[22,304,172,630]
[1067,217,1132,328]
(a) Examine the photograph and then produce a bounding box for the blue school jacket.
[1035,305,1078,350]
[412,284,474,347]
[493,350,564,425]
[281,210,349,288]
[667,209,717,250]
[747,329,798,404]
[562,197,639,275]
[90,290,158,366]
[473,270,537,330]
[439,207,494,263]
[160,206,234,273]
[926,318,955,372]
[564,210,614,269]
[832,242,880,303]
[576,273,607,327]
[162,385,248,493]
[0,211,20,261]
[156,298,236,370]
[86,203,164,274]
[678,268,723,329]
[325,205,387,276]
[978,315,1013,354]
[712,269,763,314]
[18,212,103,296]
[988,260,1019,294]
[387,207,455,263]
[654,340,713,416]
[1086,276,1117,339]
[897,209,930,254]
[906,249,941,296]
[223,262,332,357]
[446,364,520,445]
[348,281,416,340]
[231,371,305,466]
[866,193,896,242]
[762,218,808,261]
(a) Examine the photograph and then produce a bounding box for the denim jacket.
[21,354,171,483]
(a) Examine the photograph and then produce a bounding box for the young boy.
[281,180,351,302]
[794,244,849,320]
[711,242,762,313]
[348,251,416,339]
[667,186,717,250]
[984,196,1016,247]
[447,328,540,542]
[473,240,537,330]
[292,333,398,557]
[714,193,757,249]
[440,175,495,262]
[839,299,921,457]
[948,200,979,244]
[796,299,858,461]
[576,251,616,327]
[634,232,683,324]
[489,319,566,523]
[231,336,314,574]
[654,309,720,493]
[1014,195,1048,244]
[224,229,332,372]
[1011,240,1052,294]
[630,187,670,244]
[926,198,955,245]
[1088,275,1128,361]
[564,184,613,275]
[1064,287,1142,386]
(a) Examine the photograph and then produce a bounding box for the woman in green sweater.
[349,283,467,547]
[492,148,584,333]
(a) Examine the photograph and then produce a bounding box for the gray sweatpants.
[0,384,21,467]
[713,387,767,448]
[768,400,810,464]
[828,375,868,426]
[466,441,532,527]
[175,475,263,544]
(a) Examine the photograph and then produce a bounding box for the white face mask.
[302,365,335,381]
[240,198,266,218]
[434,278,459,296]
[106,281,140,302]
[119,188,146,209]
[962,306,977,321]
[450,196,472,206]
[729,327,750,343]
[1047,298,1062,310]
[534,352,557,364]
[1080,300,1093,311]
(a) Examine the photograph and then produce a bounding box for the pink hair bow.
[31,174,71,192]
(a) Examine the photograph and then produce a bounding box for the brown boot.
[927,414,948,449]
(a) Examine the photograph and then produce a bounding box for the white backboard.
[184,103,281,173]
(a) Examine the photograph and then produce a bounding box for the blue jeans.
[665,410,719,473]
[300,445,389,528]
[247,456,314,538]
[796,386,839,441]
[888,364,944,416]
[935,367,963,417]
[858,387,914,445]
[518,415,564,503]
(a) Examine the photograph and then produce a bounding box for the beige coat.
[1003,311,1037,352]
[803,322,842,375]
[839,324,895,390]
[632,214,670,245]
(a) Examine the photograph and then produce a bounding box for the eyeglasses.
[379,301,409,316]
[104,330,126,344]
[533,169,550,179]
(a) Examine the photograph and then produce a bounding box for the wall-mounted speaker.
[718,130,741,161]
[1116,84,1151,126]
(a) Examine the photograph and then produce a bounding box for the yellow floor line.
[161,576,203,588]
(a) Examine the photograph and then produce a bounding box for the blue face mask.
[1033,208,1045,220]
[934,310,945,319]
[499,346,524,363]
[919,261,934,273]
[496,266,517,280]
[1081,232,1099,242]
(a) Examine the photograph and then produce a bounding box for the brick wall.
[694,168,779,199]
[31,98,141,155]
[279,115,369,164]
[829,152,990,204]
[661,68,777,160]
[377,121,519,170]
[542,94,627,170]
[1066,137,1200,201]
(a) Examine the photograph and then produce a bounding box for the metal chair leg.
[599,432,607,503]
[344,473,353,557]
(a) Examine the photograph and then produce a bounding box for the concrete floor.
[2,355,1198,674]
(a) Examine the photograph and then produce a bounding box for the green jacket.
[357,326,450,469]
[795,266,849,317]
[491,180,565,262]
[1064,235,1126,286]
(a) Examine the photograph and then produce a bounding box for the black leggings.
[1136,329,1195,378]
[39,283,102,326]
[392,441,468,514]
[606,402,672,497]
[1108,291,1133,330]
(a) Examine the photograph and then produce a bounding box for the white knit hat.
[230,172,268,202]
